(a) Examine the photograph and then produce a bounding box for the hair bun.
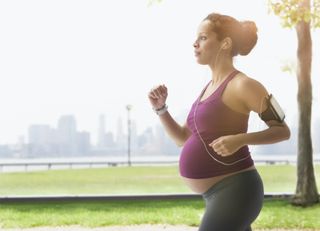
[238,21,258,56]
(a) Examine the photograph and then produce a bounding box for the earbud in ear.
[220,43,227,49]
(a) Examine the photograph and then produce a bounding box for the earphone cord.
[193,98,250,166]
[193,47,250,166]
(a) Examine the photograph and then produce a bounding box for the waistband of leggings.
[202,169,259,200]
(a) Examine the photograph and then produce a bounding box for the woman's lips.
[195,51,201,56]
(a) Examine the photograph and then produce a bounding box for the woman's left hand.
[208,134,244,157]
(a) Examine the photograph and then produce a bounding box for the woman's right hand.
[148,84,168,110]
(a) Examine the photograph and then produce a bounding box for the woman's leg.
[198,169,264,231]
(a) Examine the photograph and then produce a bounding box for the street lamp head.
[126,104,133,111]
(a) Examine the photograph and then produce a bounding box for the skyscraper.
[116,116,126,151]
[28,124,55,157]
[57,115,78,155]
[28,125,52,145]
[97,114,106,148]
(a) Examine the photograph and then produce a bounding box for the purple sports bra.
[179,70,254,179]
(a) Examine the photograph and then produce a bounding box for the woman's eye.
[200,36,207,40]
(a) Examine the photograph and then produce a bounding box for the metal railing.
[0,159,303,172]
[0,160,179,172]
[0,192,298,203]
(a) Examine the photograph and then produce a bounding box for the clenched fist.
[148,84,168,110]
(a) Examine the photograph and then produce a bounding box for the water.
[0,154,319,173]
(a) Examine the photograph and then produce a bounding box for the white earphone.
[222,42,228,49]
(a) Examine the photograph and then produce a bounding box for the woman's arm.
[237,77,291,146]
[158,112,192,147]
[237,120,290,146]
[148,84,192,147]
[209,75,290,157]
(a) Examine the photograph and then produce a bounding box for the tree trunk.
[290,0,319,206]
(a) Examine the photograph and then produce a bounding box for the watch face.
[270,94,285,121]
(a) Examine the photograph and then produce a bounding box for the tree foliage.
[268,0,320,28]
[147,0,163,7]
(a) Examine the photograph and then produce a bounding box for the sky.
[0,0,320,145]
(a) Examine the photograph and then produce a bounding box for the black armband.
[259,94,285,123]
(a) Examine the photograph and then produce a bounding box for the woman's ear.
[221,37,232,49]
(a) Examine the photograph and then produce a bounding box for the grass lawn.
[0,198,319,229]
[0,164,319,229]
[0,164,319,195]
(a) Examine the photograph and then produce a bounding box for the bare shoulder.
[233,72,268,94]
[232,72,269,113]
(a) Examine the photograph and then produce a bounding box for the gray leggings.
[199,169,264,231]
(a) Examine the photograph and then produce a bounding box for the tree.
[269,0,319,206]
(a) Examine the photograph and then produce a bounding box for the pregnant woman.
[148,12,291,231]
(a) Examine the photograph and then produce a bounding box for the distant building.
[97,114,107,148]
[28,124,56,157]
[28,124,52,145]
[0,145,13,158]
[57,115,78,156]
[77,131,91,155]
[116,116,126,151]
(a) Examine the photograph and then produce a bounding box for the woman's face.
[193,20,223,65]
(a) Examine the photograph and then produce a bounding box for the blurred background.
[0,0,319,196]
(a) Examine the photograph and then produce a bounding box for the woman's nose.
[193,41,199,48]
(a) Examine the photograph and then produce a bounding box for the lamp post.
[126,104,132,167]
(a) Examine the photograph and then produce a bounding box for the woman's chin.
[196,59,208,65]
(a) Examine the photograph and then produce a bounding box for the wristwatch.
[153,104,168,115]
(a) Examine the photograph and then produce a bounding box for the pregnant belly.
[179,135,234,178]
[181,166,256,194]
[179,135,254,193]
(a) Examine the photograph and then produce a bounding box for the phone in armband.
[259,94,285,123]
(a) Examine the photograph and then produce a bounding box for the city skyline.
[1,110,320,159]
[0,112,185,158]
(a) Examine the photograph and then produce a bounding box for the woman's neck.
[209,63,236,86]
[209,55,236,86]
